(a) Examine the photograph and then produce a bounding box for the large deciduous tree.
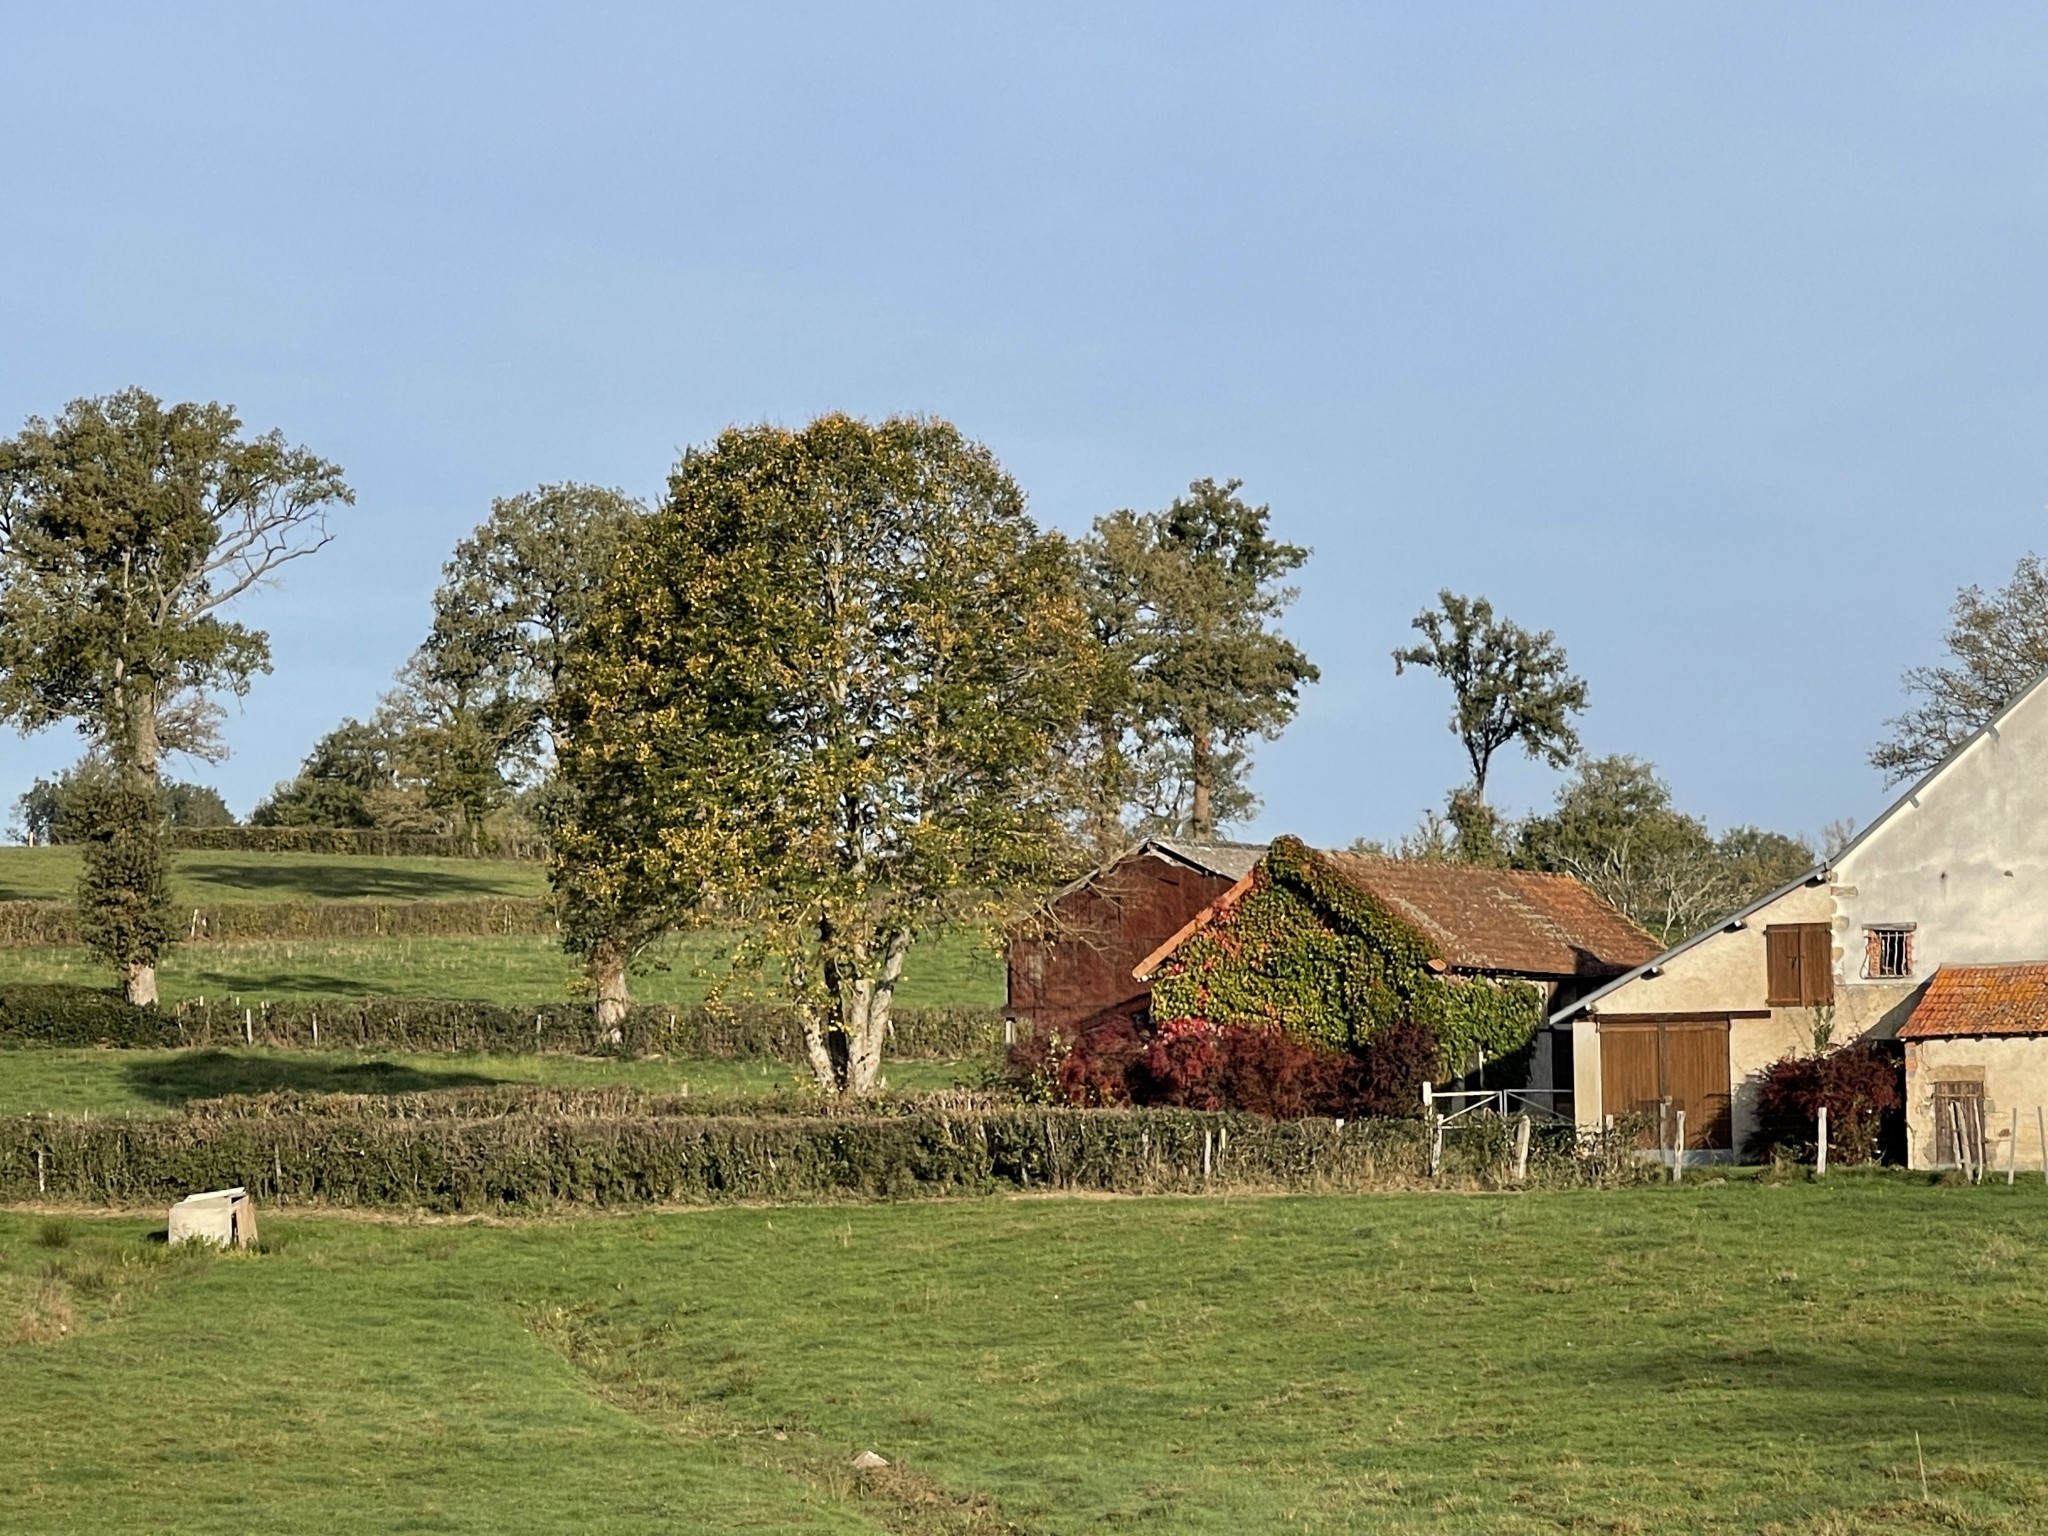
[418,484,642,770]
[1393,590,1587,806]
[0,390,350,1001]
[419,484,644,1003]
[1081,478,1317,841]
[554,415,1095,1090]
[1872,552,2048,783]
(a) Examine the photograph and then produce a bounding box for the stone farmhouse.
[1550,670,2048,1167]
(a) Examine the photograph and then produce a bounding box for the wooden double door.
[1599,1019,1732,1149]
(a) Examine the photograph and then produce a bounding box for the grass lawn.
[0,926,1004,1008]
[0,846,549,905]
[2,1178,2045,1533]
[0,1047,971,1116]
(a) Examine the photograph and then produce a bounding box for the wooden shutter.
[1799,924,1834,1005]
[1766,923,1833,1006]
[1766,926,1802,1006]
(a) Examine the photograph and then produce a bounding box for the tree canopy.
[1517,755,1813,941]
[1872,552,2048,783]
[1393,590,1587,806]
[0,390,351,778]
[553,414,1096,1090]
[15,758,233,842]
[0,389,349,1000]
[418,483,643,769]
[1080,478,1316,841]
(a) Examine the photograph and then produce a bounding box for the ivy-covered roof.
[1314,848,1661,977]
[1138,837,1659,983]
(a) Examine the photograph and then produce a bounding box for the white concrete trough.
[167,1186,258,1249]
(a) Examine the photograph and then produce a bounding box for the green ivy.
[1149,836,1543,1077]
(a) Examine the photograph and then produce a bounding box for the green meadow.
[0,1047,970,1117]
[0,847,551,905]
[4,1178,2045,1533]
[0,928,1003,1009]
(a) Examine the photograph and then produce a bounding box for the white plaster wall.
[1835,676,2048,973]
[1568,880,1921,1148]
[1571,884,1832,1141]
[1904,1036,2048,1172]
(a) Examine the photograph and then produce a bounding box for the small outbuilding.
[1898,964,2048,1172]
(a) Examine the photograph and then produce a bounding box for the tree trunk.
[588,939,630,1042]
[1189,727,1214,838]
[123,690,163,1008]
[125,961,159,1008]
[799,1009,843,1095]
[824,930,912,1098]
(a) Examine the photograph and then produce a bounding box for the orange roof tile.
[1315,850,1664,978]
[1899,964,2048,1040]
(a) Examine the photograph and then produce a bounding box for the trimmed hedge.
[0,985,1005,1061]
[0,903,77,948]
[0,1104,1641,1211]
[166,828,546,859]
[0,898,558,948]
[0,986,180,1047]
[177,1085,1015,1122]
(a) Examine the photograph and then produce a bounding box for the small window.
[1865,925,1915,979]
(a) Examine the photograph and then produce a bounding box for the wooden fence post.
[2009,1107,2020,1186]
[1513,1113,1532,1183]
[1816,1106,1828,1178]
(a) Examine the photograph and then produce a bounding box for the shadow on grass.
[177,970,428,998]
[122,1050,506,1106]
[176,858,529,902]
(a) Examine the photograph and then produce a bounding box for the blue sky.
[3,5,2044,845]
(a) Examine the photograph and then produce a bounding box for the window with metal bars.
[1865,924,1914,979]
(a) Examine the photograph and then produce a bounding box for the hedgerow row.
[0,898,558,948]
[0,985,1003,1060]
[0,1105,1642,1211]
[164,828,546,859]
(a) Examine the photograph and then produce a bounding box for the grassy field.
[0,928,1004,1008]
[0,1047,971,1116]
[0,847,550,904]
[2,1178,2044,1533]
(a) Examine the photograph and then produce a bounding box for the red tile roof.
[1899,964,2048,1040]
[1316,850,1664,978]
